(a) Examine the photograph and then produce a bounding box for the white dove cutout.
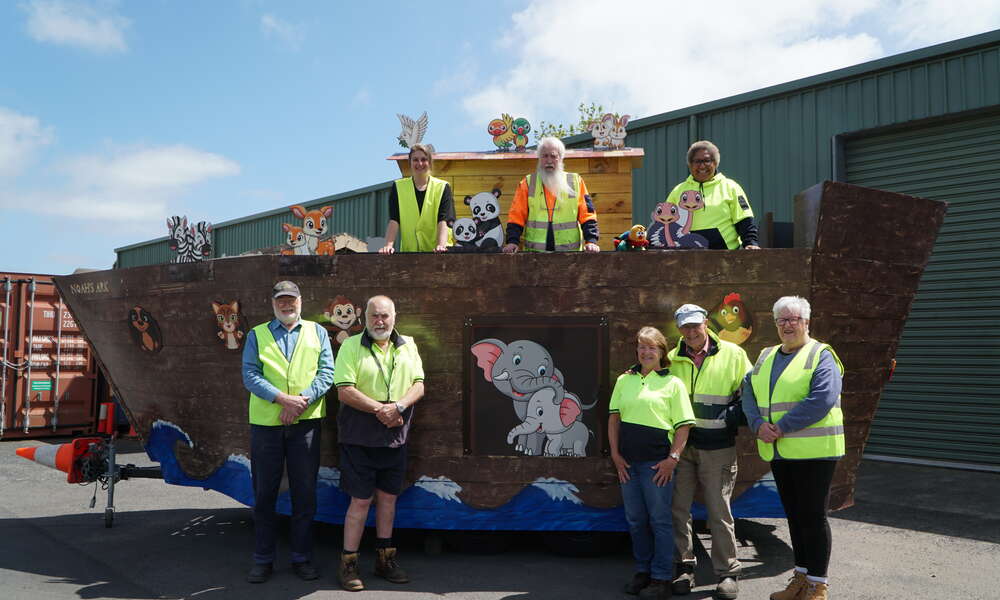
[397,111,429,149]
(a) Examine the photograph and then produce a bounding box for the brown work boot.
[770,571,807,600]
[671,563,694,595]
[800,581,829,600]
[374,547,410,583]
[338,552,364,592]
[639,578,672,599]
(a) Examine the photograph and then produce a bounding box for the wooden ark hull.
[54,181,944,531]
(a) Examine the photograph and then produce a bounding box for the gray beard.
[538,167,568,196]
[274,308,299,326]
[368,327,391,341]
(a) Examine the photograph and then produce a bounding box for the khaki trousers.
[671,445,741,577]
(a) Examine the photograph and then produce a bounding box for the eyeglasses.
[775,317,803,326]
[691,158,715,165]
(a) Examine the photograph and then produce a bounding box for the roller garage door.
[843,110,1000,468]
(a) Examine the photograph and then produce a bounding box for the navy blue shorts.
[338,443,407,498]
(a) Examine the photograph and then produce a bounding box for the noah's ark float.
[53,174,944,532]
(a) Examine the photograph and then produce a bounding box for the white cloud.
[22,0,129,53]
[2,144,240,224]
[260,14,303,49]
[61,145,240,191]
[885,0,1000,47]
[0,107,54,177]
[456,0,1000,126]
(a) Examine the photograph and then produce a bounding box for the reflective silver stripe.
[693,393,731,405]
[524,240,548,251]
[783,425,845,439]
[551,221,578,231]
[527,174,536,196]
[769,401,800,413]
[566,173,578,195]
[554,241,581,251]
[525,220,549,228]
[804,341,823,369]
[753,346,777,375]
[695,417,727,430]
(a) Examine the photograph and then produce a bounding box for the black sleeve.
[581,219,600,243]
[506,222,524,245]
[438,183,455,224]
[735,216,758,247]
[388,183,400,223]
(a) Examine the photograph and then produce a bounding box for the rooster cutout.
[397,111,429,149]
[709,292,753,345]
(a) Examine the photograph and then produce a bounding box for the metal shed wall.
[116,182,392,266]
[842,109,1000,467]
[566,31,1000,232]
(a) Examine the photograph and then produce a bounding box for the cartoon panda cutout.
[464,189,504,250]
[451,218,479,251]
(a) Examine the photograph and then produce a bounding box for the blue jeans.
[251,419,322,564]
[621,460,675,580]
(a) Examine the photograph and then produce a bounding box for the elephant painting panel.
[465,316,609,457]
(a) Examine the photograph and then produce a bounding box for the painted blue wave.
[147,421,783,530]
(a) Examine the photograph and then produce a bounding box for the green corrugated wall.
[116,182,392,267]
[843,109,1000,466]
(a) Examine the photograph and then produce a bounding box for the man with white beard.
[332,295,425,592]
[502,136,601,253]
[242,280,335,584]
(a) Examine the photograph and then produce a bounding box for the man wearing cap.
[242,280,335,584]
[333,295,424,592]
[666,304,752,599]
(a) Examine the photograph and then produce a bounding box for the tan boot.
[374,547,410,583]
[338,552,364,592]
[770,571,807,600]
[800,581,829,600]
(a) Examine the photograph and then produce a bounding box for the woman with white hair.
[658,140,760,250]
[741,296,844,600]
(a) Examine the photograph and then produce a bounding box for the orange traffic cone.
[16,438,102,483]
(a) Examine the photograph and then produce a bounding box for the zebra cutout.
[167,216,213,263]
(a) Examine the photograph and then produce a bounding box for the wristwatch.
[395,402,406,414]
[669,451,681,461]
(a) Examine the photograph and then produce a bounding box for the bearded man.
[502,136,600,253]
[333,295,425,592]
[242,280,335,584]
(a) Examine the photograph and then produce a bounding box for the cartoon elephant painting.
[506,387,591,457]
[471,338,595,456]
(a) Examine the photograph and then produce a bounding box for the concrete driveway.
[1,438,996,599]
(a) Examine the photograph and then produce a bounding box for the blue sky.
[2,1,998,274]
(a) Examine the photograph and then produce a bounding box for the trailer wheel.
[104,508,114,528]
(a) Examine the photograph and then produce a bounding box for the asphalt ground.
[1,437,997,599]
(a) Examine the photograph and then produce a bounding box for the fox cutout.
[281,223,310,255]
[291,204,334,254]
[212,300,244,350]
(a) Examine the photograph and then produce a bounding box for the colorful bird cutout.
[488,114,515,151]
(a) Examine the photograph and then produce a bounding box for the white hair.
[772,296,811,320]
[365,295,396,315]
[537,136,565,159]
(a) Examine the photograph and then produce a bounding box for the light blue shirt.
[241,319,335,404]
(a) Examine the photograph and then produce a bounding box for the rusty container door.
[1,274,99,439]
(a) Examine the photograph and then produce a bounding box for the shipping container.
[1,273,100,439]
